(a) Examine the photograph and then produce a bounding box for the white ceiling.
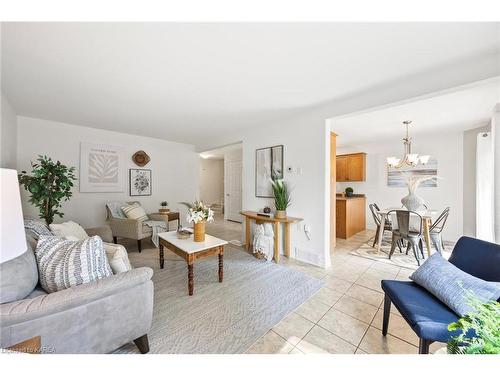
[331,81,500,147]
[2,23,500,148]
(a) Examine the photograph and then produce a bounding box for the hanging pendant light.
[387,121,430,168]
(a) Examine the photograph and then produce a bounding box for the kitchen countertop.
[336,194,366,200]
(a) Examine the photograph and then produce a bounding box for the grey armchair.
[0,229,154,354]
[106,202,155,252]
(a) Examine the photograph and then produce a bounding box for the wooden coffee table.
[158,231,228,296]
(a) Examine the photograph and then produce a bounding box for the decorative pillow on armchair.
[410,253,500,316]
[35,235,113,293]
[121,203,148,222]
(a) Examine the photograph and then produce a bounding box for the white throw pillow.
[49,221,89,240]
[121,203,148,222]
[35,235,113,293]
[103,243,133,274]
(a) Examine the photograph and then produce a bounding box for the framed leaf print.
[80,142,125,192]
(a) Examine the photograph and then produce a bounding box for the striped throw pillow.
[121,203,148,222]
[35,235,113,293]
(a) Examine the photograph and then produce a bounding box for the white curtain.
[476,131,494,241]
[493,104,500,243]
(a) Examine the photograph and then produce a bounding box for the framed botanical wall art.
[80,142,125,192]
[387,157,438,187]
[255,145,284,197]
[129,169,152,196]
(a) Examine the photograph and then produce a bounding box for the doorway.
[199,143,243,224]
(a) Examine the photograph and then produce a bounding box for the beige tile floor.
[205,216,446,355]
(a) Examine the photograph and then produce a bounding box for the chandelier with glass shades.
[386,120,430,168]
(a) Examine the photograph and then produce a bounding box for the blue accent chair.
[381,236,500,354]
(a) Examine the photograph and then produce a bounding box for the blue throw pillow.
[410,253,500,316]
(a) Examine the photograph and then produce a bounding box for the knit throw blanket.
[143,220,168,248]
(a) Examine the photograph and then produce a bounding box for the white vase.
[401,192,425,213]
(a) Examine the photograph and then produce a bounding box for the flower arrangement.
[181,201,215,224]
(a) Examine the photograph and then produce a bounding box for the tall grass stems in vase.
[271,176,291,219]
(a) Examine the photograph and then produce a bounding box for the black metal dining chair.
[429,207,450,254]
[388,209,425,265]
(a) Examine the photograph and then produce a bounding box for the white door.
[225,157,242,223]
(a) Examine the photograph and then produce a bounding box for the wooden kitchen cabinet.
[336,152,366,182]
[336,196,366,239]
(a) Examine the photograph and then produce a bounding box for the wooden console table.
[240,211,303,263]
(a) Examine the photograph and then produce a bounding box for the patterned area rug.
[115,245,323,354]
[349,234,453,270]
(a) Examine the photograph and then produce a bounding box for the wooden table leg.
[159,243,164,269]
[245,217,251,251]
[423,218,432,257]
[218,246,224,282]
[284,223,291,258]
[188,263,194,296]
[7,336,41,354]
[376,213,386,253]
[274,221,280,263]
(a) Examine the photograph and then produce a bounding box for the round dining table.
[375,208,439,257]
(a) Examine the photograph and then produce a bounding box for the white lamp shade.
[1,169,27,263]
[419,155,431,164]
[407,153,420,165]
[387,157,400,167]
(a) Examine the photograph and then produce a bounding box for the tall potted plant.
[18,155,77,225]
[271,176,291,219]
[181,201,214,242]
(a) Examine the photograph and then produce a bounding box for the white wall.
[199,158,224,205]
[336,130,464,242]
[16,116,199,228]
[463,123,491,237]
[0,92,17,169]
[241,112,329,267]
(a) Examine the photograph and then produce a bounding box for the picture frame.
[129,169,152,196]
[79,142,125,193]
[387,158,438,187]
[255,145,284,197]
